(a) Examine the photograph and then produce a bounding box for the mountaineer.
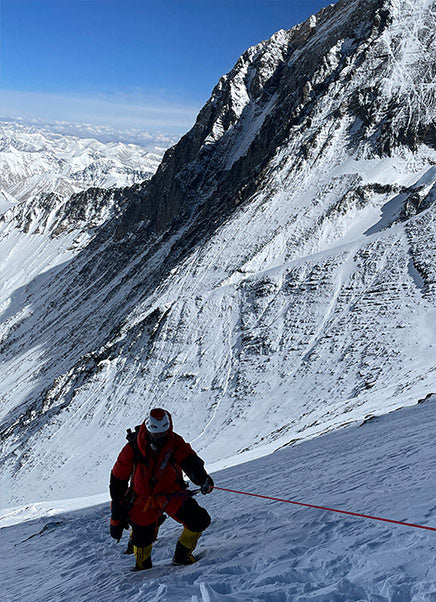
[109,408,214,570]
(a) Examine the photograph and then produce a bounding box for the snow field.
[1,399,435,601]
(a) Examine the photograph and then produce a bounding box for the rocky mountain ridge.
[0,0,435,506]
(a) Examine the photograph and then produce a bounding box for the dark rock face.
[1,188,120,236]
[107,0,433,246]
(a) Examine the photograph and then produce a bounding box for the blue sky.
[1,0,336,134]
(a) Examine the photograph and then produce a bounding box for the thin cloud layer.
[1,89,200,134]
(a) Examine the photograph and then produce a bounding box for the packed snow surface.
[1,400,435,601]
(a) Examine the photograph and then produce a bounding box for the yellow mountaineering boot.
[172,528,202,565]
[132,543,153,571]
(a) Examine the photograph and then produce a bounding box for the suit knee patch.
[175,498,211,532]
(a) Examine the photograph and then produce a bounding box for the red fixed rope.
[214,486,436,532]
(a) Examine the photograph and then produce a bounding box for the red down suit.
[110,422,209,526]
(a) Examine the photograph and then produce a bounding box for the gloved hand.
[110,499,129,541]
[111,499,128,521]
[110,518,125,542]
[200,475,214,495]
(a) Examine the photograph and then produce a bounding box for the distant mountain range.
[0,120,175,214]
[0,116,177,146]
[1,0,435,507]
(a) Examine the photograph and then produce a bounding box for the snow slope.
[0,122,173,323]
[1,399,435,601]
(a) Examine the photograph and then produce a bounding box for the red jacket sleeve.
[112,443,135,481]
[172,433,196,465]
[173,434,209,486]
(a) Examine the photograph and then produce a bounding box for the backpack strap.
[126,426,149,467]
[125,427,182,492]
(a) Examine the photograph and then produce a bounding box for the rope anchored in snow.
[213,486,436,532]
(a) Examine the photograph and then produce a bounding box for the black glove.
[110,518,125,542]
[110,499,129,542]
[200,475,214,495]
[111,499,128,521]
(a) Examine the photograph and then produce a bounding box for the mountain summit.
[1,0,435,506]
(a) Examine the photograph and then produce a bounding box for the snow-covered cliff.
[0,0,435,506]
